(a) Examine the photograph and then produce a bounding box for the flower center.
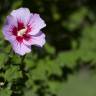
[17,27,27,36]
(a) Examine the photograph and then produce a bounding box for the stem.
[20,55,28,83]
[20,55,26,73]
[20,55,26,65]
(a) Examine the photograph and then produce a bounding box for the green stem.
[20,55,26,64]
[20,55,26,73]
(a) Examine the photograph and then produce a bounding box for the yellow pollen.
[18,27,27,36]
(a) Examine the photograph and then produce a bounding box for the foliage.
[0,0,96,96]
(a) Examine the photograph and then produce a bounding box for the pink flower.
[2,8,46,55]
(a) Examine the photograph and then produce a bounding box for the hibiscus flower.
[2,8,46,55]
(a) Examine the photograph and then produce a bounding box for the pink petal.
[28,14,46,35]
[2,15,17,41]
[12,40,31,56]
[2,25,16,42]
[23,38,32,46]
[11,8,31,25]
[5,15,17,27]
[31,32,45,47]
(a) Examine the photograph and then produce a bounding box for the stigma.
[18,27,27,36]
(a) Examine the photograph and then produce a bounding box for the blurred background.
[0,0,96,96]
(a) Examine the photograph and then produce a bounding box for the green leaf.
[62,7,88,31]
[80,24,96,50]
[11,55,21,64]
[0,53,7,68]
[4,66,22,82]
[0,88,12,96]
[11,0,22,9]
[56,51,79,67]
[44,43,55,55]
[23,88,37,96]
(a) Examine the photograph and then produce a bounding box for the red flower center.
[11,20,31,43]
